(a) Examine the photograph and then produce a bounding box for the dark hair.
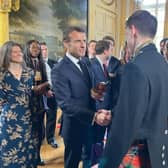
[40,42,47,46]
[88,40,97,45]
[126,10,157,38]
[63,26,86,42]
[160,38,168,55]
[24,39,43,67]
[95,40,111,55]
[166,40,168,49]
[160,38,168,45]
[102,36,115,45]
[0,41,24,69]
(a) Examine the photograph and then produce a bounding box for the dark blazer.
[107,56,121,110]
[90,57,110,143]
[51,56,95,141]
[29,58,48,85]
[101,43,168,168]
[107,56,121,76]
[46,58,57,109]
[47,58,57,69]
[90,57,110,110]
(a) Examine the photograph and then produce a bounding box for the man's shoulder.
[90,57,100,66]
[109,56,120,63]
[48,58,57,64]
[52,56,67,69]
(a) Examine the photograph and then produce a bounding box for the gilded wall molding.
[101,0,114,6]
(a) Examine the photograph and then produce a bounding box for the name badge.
[35,71,42,81]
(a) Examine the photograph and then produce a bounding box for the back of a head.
[102,36,115,45]
[95,40,110,55]
[126,10,157,39]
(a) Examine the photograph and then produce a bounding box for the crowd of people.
[0,9,168,168]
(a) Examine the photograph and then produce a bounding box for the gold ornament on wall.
[12,0,20,11]
[0,0,19,12]
[101,0,114,5]
[0,0,12,12]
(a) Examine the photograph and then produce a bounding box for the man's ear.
[103,49,108,56]
[131,25,138,38]
[63,40,69,49]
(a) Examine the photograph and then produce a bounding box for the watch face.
[101,0,114,5]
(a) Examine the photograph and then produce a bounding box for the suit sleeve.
[51,65,95,125]
[100,63,149,168]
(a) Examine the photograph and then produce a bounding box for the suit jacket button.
[162,145,166,151]
[162,153,165,158]
[164,129,168,135]
[162,160,166,166]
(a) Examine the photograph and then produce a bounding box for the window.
[139,0,166,48]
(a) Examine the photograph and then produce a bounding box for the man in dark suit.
[102,36,121,110]
[51,26,111,168]
[40,42,58,148]
[90,40,112,165]
[102,36,121,78]
[100,10,168,168]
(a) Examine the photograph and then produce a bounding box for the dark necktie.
[78,60,91,87]
[33,59,40,71]
[103,64,108,77]
[33,59,37,70]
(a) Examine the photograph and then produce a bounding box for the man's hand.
[91,88,104,100]
[45,90,54,98]
[95,109,112,126]
[91,164,99,168]
[91,82,108,101]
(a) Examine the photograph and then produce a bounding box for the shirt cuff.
[92,112,97,125]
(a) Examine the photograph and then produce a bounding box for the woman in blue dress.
[0,41,37,168]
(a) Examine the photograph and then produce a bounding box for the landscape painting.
[9,0,88,60]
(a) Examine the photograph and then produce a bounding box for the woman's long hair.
[0,41,24,70]
[24,39,43,68]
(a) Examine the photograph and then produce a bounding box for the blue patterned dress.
[0,68,38,168]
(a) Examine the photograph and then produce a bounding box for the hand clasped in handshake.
[95,109,112,126]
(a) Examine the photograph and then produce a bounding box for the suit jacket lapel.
[95,58,105,76]
[64,56,86,78]
[64,56,91,88]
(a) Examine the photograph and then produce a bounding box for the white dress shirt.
[66,52,82,72]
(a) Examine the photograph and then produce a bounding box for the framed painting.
[9,0,88,60]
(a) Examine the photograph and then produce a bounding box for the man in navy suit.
[90,40,112,165]
[102,36,121,78]
[40,42,58,148]
[51,26,111,168]
[102,36,121,110]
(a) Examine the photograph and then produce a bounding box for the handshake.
[94,109,112,126]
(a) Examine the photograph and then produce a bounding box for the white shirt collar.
[66,52,79,64]
[43,58,48,62]
[66,52,82,71]
[96,55,104,70]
